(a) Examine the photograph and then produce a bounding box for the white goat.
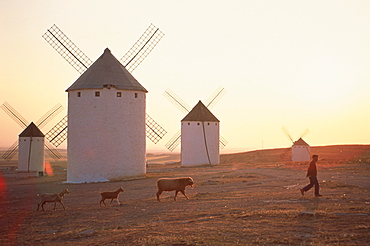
[37,189,70,211]
[99,187,124,207]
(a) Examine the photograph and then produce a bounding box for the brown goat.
[156,177,194,202]
[37,189,70,211]
[99,187,124,207]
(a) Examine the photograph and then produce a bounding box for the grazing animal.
[156,177,194,202]
[37,189,70,211]
[100,187,124,207]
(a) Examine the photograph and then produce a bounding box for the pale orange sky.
[1,1,370,153]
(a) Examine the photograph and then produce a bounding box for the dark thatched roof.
[66,48,147,92]
[181,101,219,122]
[19,122,44,137]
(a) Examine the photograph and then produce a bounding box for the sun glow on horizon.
[1,1,370,153]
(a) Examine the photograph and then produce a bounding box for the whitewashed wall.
[181,121,220,166]
[18,137,45,172]
[292,145,310,162]
[67,88,146,183]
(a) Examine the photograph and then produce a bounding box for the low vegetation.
[0,145,369,245]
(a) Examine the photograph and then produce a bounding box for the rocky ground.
[0,145,369,245]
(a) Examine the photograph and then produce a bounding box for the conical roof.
[181,101,219,122]
[66,48,147,92]
[293,138,309,146]
[19,122,44,137]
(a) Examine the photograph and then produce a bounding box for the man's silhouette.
[300,154,322,197]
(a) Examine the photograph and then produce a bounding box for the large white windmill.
[281,126,310,162]
[1,102,64,173]
[163,87,227,166]
[43,24,166,183]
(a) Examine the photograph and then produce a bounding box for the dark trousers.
[303,176,320,195]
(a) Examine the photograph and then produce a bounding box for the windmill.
[43,24,166,183]
[163,86,228,152]
[163,87,227,166]
[18,122,45,174]
[281,126,310,162]
[42,24,166,145]
[1,101,63,162]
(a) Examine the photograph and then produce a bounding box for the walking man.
[300,154,322,197]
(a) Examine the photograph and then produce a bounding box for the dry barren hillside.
[1,145,369,245]
[221,144,370,165]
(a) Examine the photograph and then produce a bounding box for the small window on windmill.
[197,123,200,126]
[134,93,138,98]
[77,92,81,97]
[95,91,100,97]
[188,123,190,125]
[207,123,210,125]
[117,92,122,97]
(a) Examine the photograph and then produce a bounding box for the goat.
[99,187,124,207]
[37,189,70,211]
[156,177,194,202]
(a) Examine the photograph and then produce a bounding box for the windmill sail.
[45,115,68,147]
[219,136,228,149]
[2,141,18,161]
[1,102,29,128]
[205,86,226,109]
[43,24,92,74]
[44,141,62,161]
[281,126,294,143]
[163,89,191,114]
[146,114,167,144]
[165,130,181,152]
[36,103,63,128]
[121,24,165,73]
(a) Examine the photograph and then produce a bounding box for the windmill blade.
[163,89,191,114]
[120,23,164,73]
[146,114,167,144]
[205,87,226,109]
[45,115,68,147]
[219,136,228,149]
[44,141,62,161]
[281,126,294,144]
[299,128,310,139]
[2,141,18,161]
[165,130,181,152]
[280,147,291,161]
[1,102,29,128]
[36,104,63,129]
[43,24,92,74]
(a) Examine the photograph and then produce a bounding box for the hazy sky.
[1,0,370,153]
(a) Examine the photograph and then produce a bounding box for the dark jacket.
[306,160,317,177]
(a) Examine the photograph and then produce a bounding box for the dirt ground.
[0,145,369,245]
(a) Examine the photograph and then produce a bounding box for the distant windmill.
[1,101,63,162]
[163,87,227,166]
[281,126,310,162]
[43,24,166,183]
[18,122,45,174]
[163,87,228,152]
[43,24,166,144]
[181,100,221,166]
